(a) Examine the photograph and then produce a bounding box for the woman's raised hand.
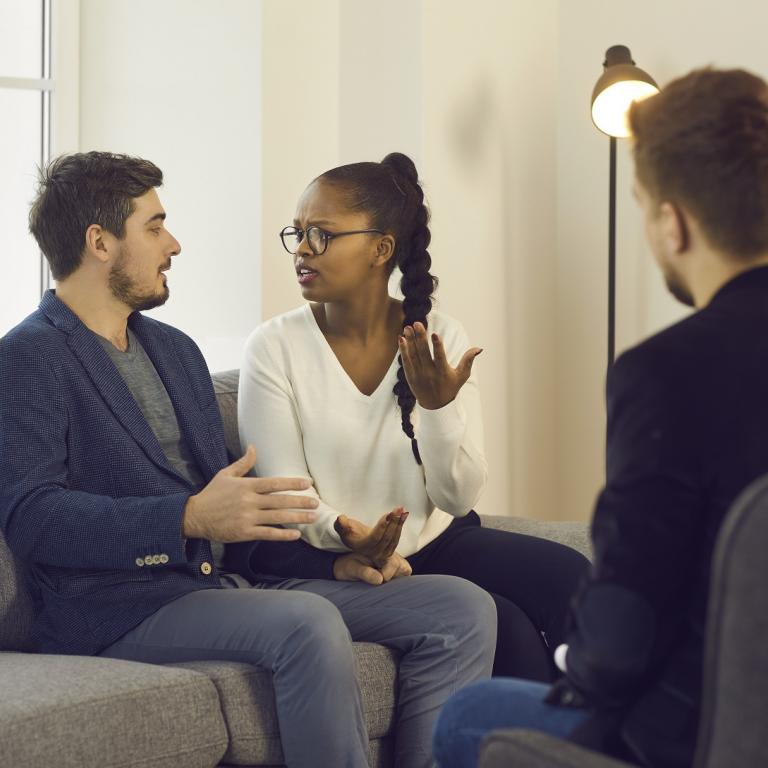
[398,322,482,410]
[334,507,408,568]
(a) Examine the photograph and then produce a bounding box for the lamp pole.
[591,45,658,369]
[608,136,616,367]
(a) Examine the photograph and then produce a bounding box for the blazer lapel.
[40,291,188,482]
[130,314,221,482]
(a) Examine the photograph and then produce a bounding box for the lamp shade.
[591,45,659,137]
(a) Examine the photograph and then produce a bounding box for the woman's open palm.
[398,321,482,410]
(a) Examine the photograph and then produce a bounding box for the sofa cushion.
[0,533,35,651]
[213,369,242,460]
[0,652,228,768]
[481,514,592,561]
[171,642,399,765]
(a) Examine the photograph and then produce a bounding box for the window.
[0,0,53,336]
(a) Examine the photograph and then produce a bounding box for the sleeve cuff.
[554,643,569,673]
[130,492,190,567]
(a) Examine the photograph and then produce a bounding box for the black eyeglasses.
[279,225,385,256]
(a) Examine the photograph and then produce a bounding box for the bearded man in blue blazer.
[0,151,496,768]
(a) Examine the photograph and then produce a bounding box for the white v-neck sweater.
[238,304,487,557]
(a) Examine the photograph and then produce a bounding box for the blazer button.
[159,554,169,564]
[143,555,154,566]
[200,562,212,575]
[151,555,162,565]
[135,558,145,567]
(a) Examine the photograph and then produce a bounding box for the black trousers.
[407,511,590,682]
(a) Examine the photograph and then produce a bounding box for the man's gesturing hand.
[182,445,318,542]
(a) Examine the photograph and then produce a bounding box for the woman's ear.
[373,233,396,268]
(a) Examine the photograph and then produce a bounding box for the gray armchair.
[479,473,768,768]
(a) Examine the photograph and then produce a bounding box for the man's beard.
[109,245,170,312]
[662,262,695,308]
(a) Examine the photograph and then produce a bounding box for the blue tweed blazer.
[0,291,231,655]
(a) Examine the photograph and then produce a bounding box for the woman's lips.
[297,269,319,285]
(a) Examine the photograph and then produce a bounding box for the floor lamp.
[591,45,658,367]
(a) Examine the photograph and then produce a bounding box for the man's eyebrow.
[145,212,166,225]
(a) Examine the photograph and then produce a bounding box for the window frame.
[0,0,79,300]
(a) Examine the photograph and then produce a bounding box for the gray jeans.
[98,574,497,768]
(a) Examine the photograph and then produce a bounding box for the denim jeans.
[433,678,589,768]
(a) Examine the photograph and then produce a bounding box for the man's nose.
[168,232,181,256]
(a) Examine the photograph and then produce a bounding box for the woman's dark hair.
[318,152,438,465]
[29,151,163,280]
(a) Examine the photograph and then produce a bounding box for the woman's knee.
[556,542,591,581]
[546,543,591,609]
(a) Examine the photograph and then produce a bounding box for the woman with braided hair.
[238,152,589,681]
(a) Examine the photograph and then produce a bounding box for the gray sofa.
[0,369,591,768]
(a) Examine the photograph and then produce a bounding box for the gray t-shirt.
[98,328,249,588]
[98,329,205,488]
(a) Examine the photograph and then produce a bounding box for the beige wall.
[261,0,341,322]
[421,1,559,519]
[263,0,768,523]
[555,0,768,520]
[78,0,768,521]
[261,1,559,519]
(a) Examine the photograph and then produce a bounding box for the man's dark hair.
[29,151,163,280]
[629,68,768,259]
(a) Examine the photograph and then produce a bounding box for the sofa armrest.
[479,515,592,561]
[480,730,632,768]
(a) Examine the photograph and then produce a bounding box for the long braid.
[383,154,438,465]
[317,152,438,466]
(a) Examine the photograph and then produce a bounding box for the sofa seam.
[3,677,221,731]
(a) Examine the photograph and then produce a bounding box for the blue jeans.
[433,678,589,768]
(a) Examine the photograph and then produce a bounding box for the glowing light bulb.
[591,80,659,138]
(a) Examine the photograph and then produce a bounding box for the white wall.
[555,0,768,521]
[52,0,80,157]
[78,0,262,373]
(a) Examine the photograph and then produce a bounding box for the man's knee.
[451,576,497,632]
[273,591,353,665]
[455,576,497,627]
[421,574,498,646]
